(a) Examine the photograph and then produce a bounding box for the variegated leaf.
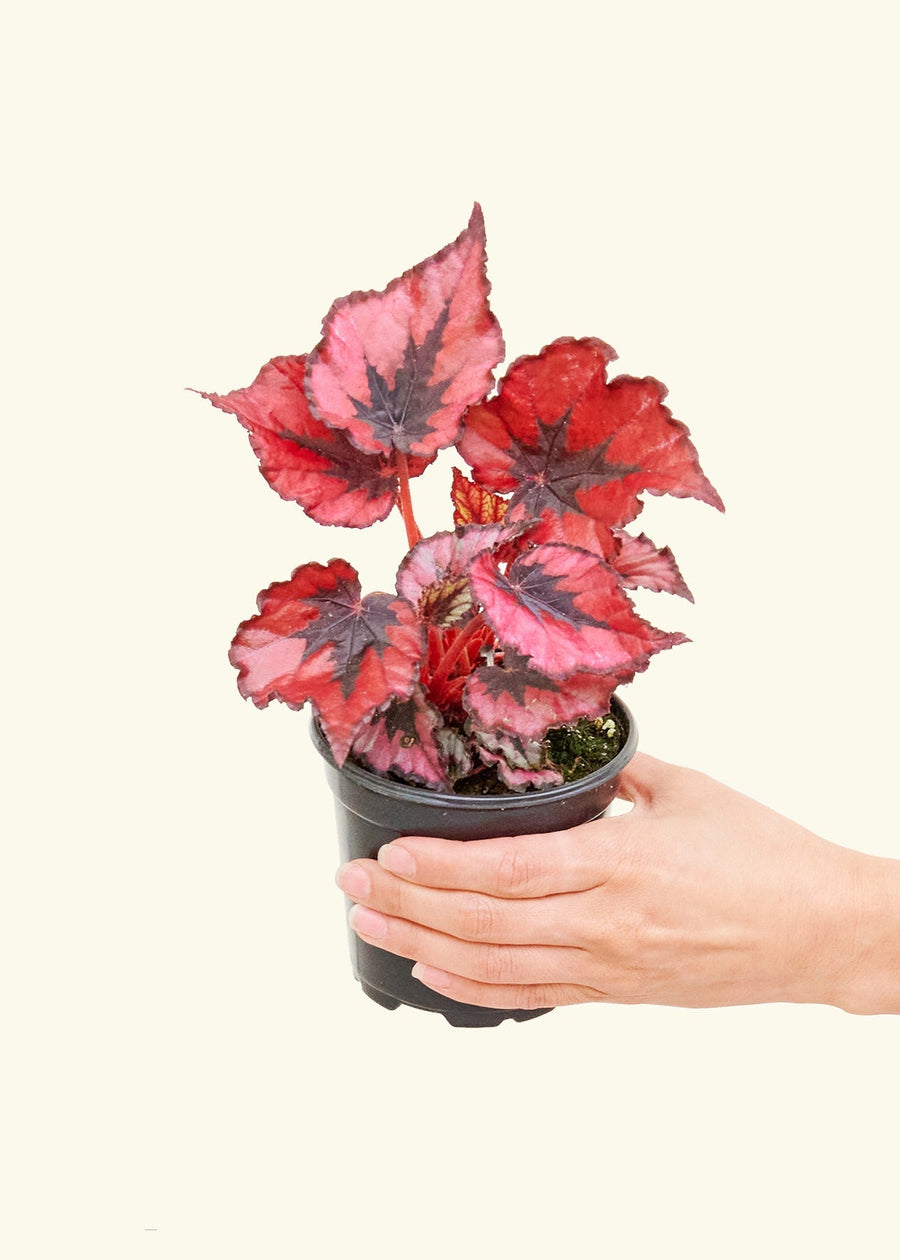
[229,559,423,764]
[305,206,504,459]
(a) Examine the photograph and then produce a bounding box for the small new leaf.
[451,466,508,526]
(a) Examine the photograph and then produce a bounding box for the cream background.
[4,2,899,1257]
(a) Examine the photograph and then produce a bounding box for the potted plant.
[200,205,722,1026]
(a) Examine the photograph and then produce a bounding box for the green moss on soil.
[545,713,623,783]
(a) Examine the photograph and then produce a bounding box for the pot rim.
[310,694,637,812]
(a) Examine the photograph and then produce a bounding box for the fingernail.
[348,905,387,941]
[336,864,370,899]
[378,843,416,877]
[411,963,452,991]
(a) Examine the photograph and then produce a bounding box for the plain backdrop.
[4,2,898,1257]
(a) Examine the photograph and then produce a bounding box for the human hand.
[336,753,900,1014]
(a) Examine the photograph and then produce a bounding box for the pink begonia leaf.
[305,205,504,459]
[464,654,626,743]
[396,523,518,627]
[474,729,564,793]
[451,466,508,526]
[350,687,452,791]
[229,559,423,765]
[459,337,723,528]
[469,544,686,679]
[612,529,694,601]
[200,356,433,528]
[523,512,693,600]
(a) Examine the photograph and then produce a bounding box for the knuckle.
[482,944,517,986]
[462,892,498,940]
[496,846,540,895]
[379,876,408,919]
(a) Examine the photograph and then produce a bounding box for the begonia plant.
[201,206,722,793]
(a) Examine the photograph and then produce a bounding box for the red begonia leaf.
[523,508,617,559]
[200,355,434,527]
[469,543,686,679]
[229,559,423,765]
[612,529,694,601]
[464,654,625,742]
[350,687,452,791]
[305,205,504,459]
[451,466,508,526]
[458,337,723,528]
[396,524,513,627]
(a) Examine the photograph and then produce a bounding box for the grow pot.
[313,696,637,1028]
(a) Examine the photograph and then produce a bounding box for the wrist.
[829,853,900,1016]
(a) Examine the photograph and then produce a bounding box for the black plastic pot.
[313,697,637,1027]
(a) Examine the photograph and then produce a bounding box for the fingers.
[410,963,606,1011]
[346,901,589,990]
[337,856,588,945]
[369,823,618,899]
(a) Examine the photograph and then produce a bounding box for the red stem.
[395,452,422,549]
[428,614,488,699]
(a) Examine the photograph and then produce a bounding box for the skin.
[335,753,900,1015]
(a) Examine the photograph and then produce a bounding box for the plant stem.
[428,613,488,699]
[395,452,422,548]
